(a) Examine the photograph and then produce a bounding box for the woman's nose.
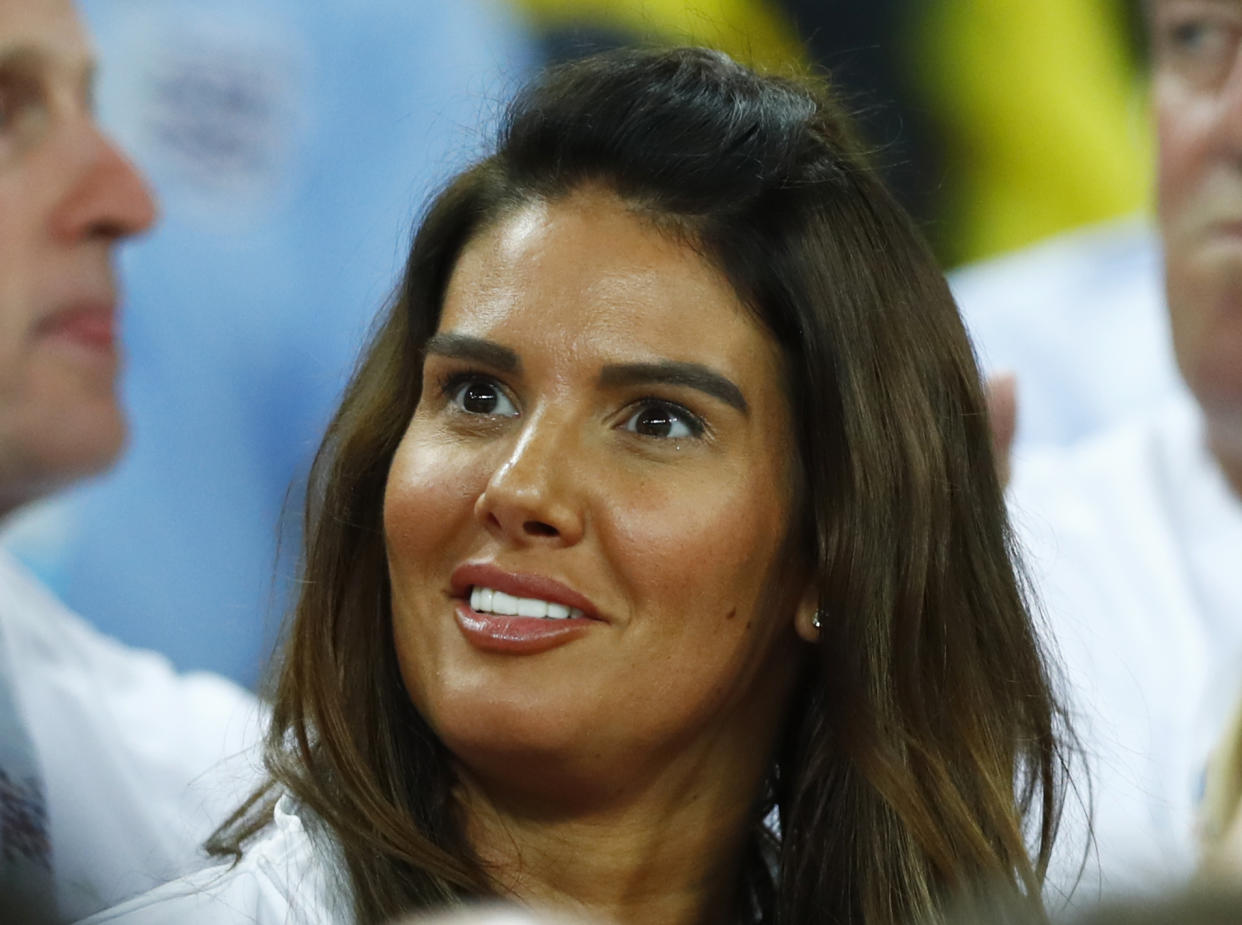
[473,415,585,547]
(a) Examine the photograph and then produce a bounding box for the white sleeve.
[78,863,303,924]
[78,796,346,925]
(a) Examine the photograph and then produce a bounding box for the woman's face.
[384,187,811,801]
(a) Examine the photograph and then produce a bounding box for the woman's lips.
[450,562,602,620]
[449,562,604,655]
[453,601,596,655]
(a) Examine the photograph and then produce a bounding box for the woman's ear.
[793,583,822,644]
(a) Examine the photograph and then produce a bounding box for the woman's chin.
[434,709,631,809]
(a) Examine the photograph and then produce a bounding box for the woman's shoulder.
[78,793,353,925]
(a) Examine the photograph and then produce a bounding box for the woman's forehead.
[435,192,790,400]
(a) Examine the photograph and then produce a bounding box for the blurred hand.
[986,372,1017,488]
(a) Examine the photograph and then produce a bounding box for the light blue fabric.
[1,0,536,686]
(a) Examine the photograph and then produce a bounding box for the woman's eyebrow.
[423,333,520,373]
[599,361,749,414]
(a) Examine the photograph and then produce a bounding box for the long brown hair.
[211,46,1074,924]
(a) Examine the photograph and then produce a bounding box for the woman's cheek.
[385,435,482,549]
[608,470,771,597]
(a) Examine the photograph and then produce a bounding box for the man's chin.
[1209,441,1242,502]
[0,410,126,518]
[55,412,128,482]
[1200,397,1242,501]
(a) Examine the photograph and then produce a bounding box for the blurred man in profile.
[1154,0,1242,499]
[953,0,1242,906]
[0,0,536,690]
[0,1,261,920]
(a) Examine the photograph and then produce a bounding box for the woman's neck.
[457,753,767,925]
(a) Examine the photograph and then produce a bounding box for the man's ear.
[793,583,821,644]
[986,371,1017,488]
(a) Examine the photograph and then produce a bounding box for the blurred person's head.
[0,0,156,517]
[215,46,1067,925]
[1149,0,1242,494]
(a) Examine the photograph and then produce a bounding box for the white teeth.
[469,586,585,620]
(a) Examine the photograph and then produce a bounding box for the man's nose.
[50,119,158,243]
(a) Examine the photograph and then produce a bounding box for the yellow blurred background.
[510,0,1152,265]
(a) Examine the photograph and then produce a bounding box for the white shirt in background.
[951,218,1178,449]
[0,550,266,920]
[1010,390,1242,905]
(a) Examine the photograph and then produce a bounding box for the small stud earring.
[811,609,823,631]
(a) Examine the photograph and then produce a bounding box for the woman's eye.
[622,401,704,440]
[447,377,518,417]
